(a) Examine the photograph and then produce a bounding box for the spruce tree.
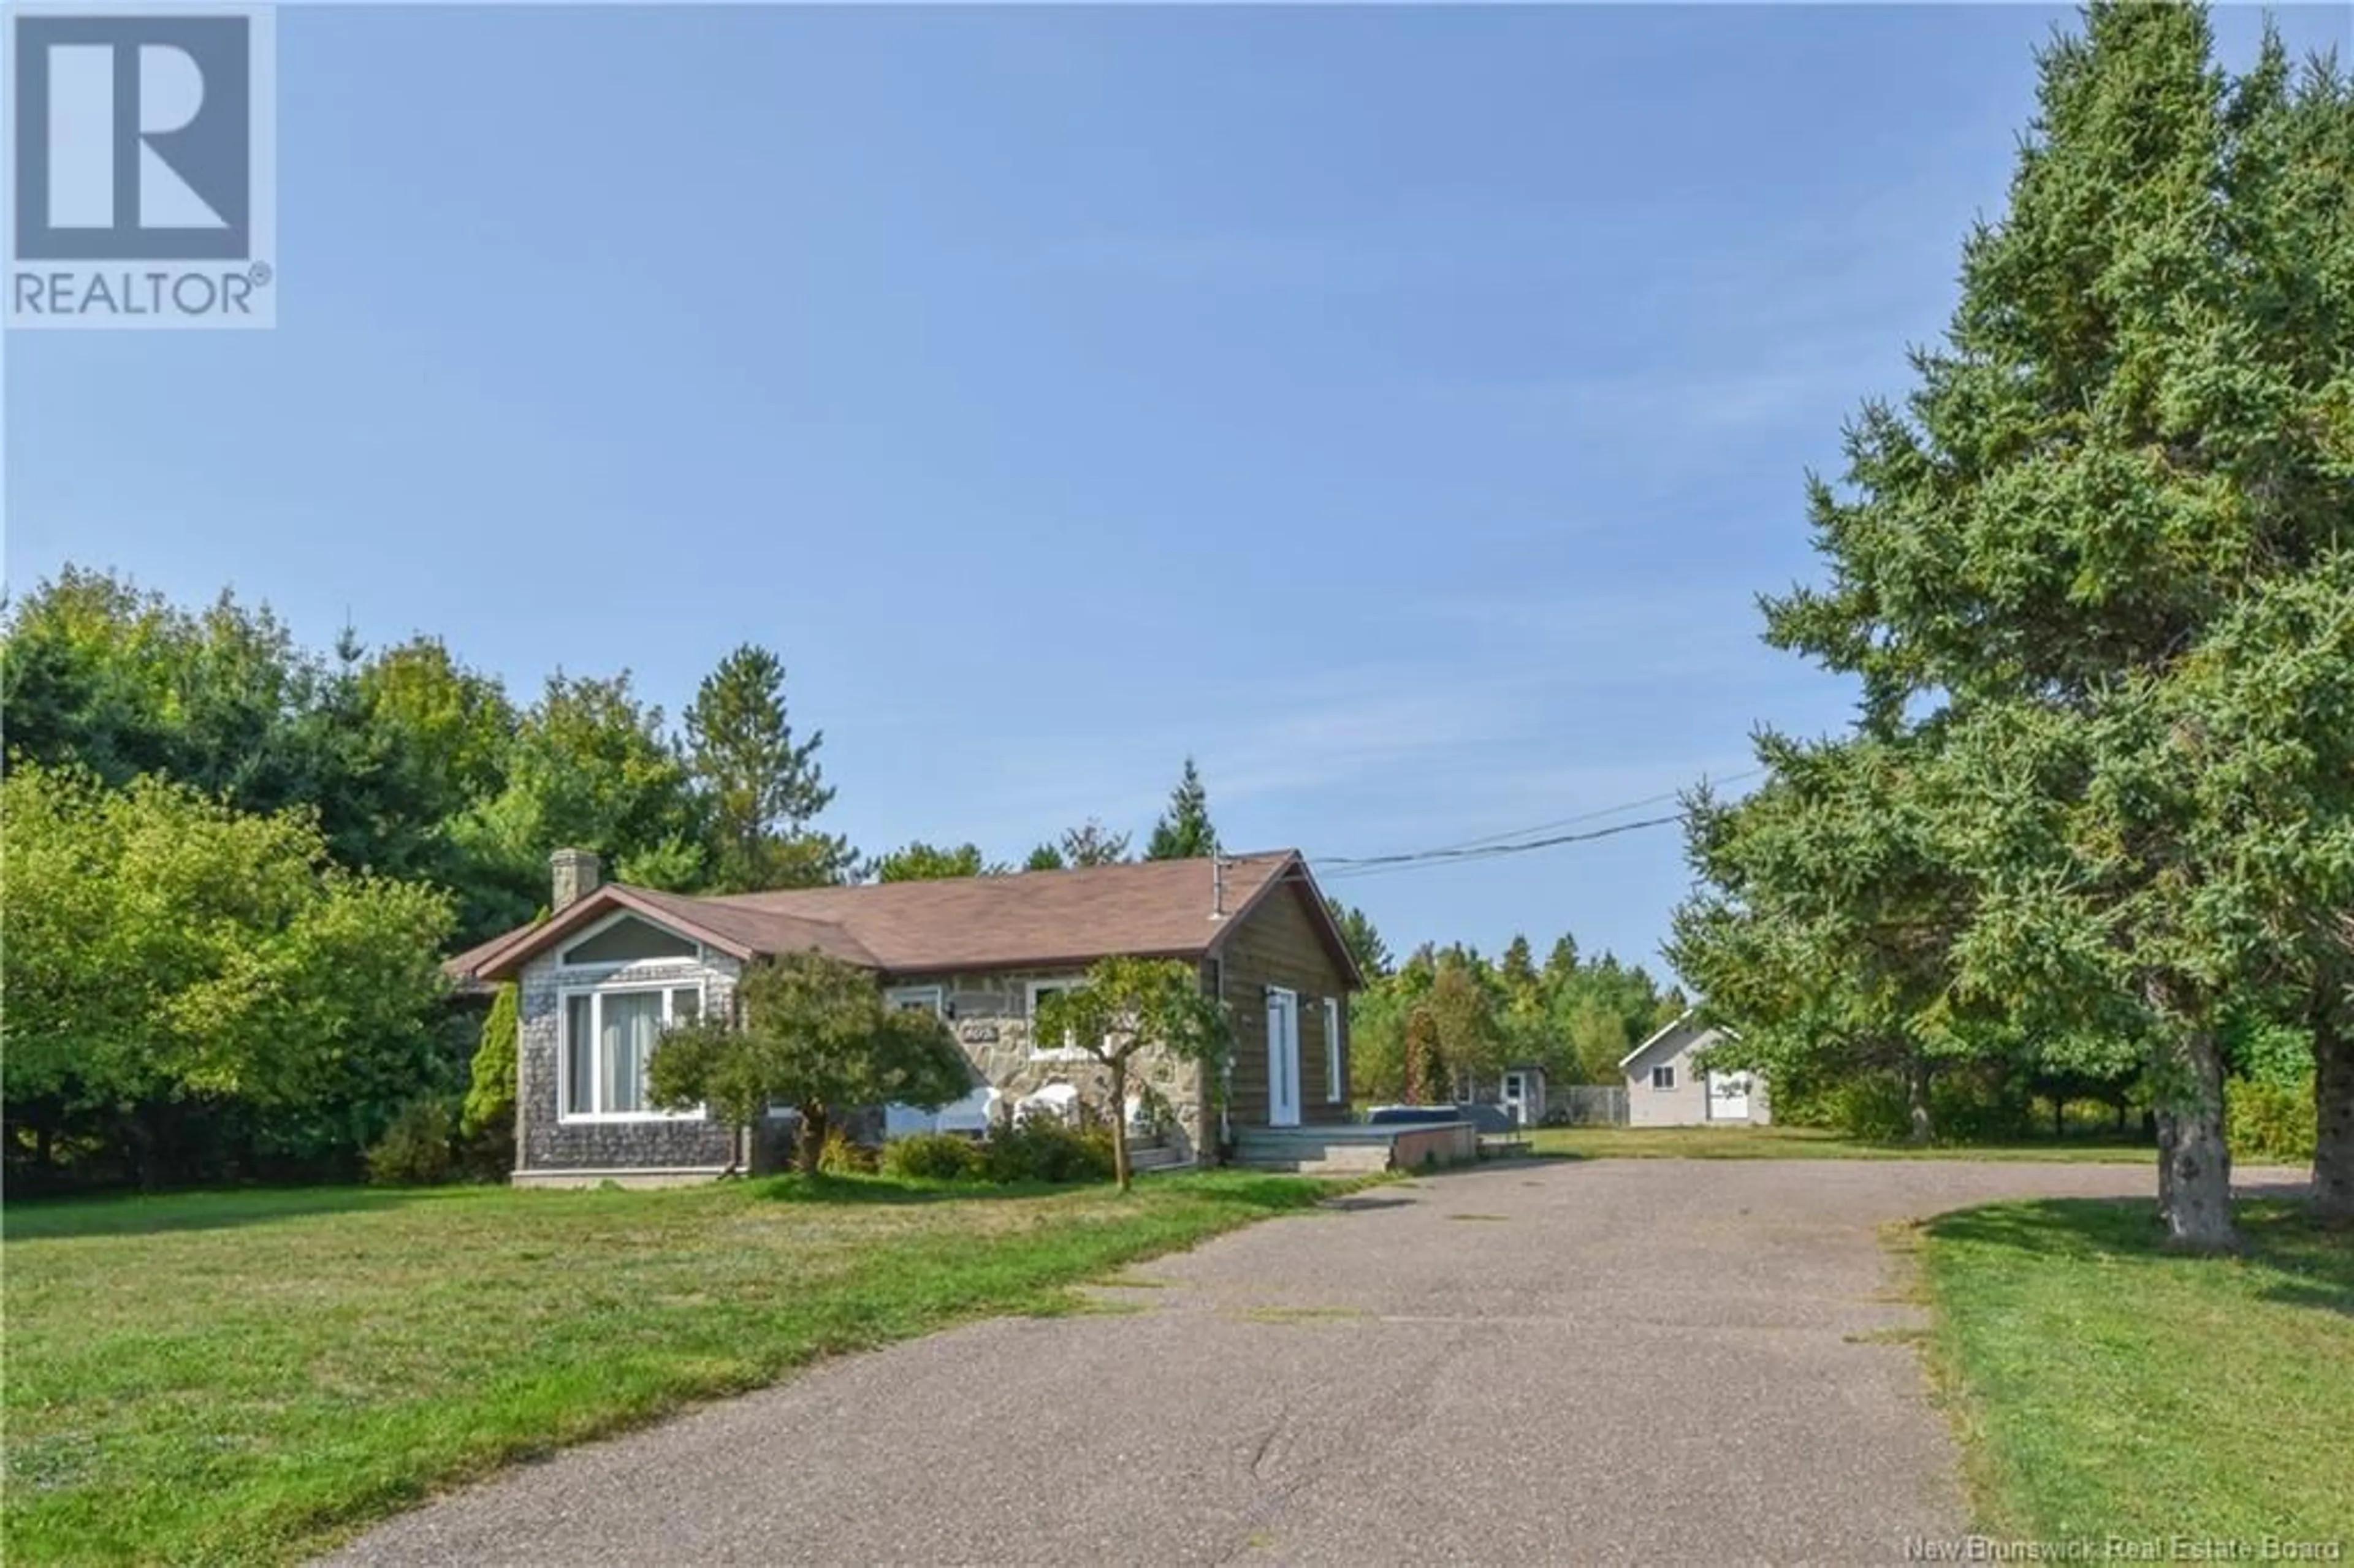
[1145,757,1217,860]
[1682,5,2354,1246]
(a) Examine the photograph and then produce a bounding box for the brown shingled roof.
[448,850,1358,988]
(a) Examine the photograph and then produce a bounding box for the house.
[446,847,1364,1186]
[1619,1014,1770,1127]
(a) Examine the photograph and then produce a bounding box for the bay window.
[560,984,703,1119]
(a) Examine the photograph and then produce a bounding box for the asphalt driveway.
[326,1158,2247,1566]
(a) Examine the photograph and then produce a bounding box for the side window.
[1651,1065,1676,1091]
[1027,979,1094,1056]
[564,994,594,1114]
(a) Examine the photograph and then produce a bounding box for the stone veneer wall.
[904,968,1210,1163]
[516,949,744,1174]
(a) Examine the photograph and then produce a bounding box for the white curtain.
[600,992,663,1114]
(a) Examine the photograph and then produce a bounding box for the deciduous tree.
[648,949,970,1174]
[1032,956,1232,1190]
[1056,818,1131,867]
[452,669,707,928]
[3,761,454,1187]
[870,841,1002,882]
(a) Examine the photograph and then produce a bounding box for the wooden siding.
[1624,1024,1772,1127]
[1212,879,1355,1128]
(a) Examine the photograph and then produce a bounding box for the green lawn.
[1526,1124,2158,1162]
[1920,1198,2352,1547]
[4,1170,1346,1566]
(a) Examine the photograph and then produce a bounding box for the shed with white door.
[1619,1014,1770,1128]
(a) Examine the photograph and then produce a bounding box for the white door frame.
[1501,1070,1529,1127]
[1265,987,1301,1128]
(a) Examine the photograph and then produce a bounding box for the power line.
[1400,766,1765,858]
[1316,766,1764,880]
[1319,812,1685,881]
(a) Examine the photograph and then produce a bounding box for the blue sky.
[9,4,2347,977]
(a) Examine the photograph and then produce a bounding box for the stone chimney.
[550,847,603,911]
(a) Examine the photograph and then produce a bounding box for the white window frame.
[1650,1064,1677,1091]
[1323,997,1344,1103]
[1265,985,1301,1128]
[1026,976,1101,1062]
[886,984,945,1016]
[557,980,707,1122]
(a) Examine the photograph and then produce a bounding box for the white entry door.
[1266,988,1301,1128]
[1708,1073,1752,1121]
[1501,1071,1530,1127]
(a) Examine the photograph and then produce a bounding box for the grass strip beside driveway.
[5,1170,1346,1566]
[1919,1198,2352,1550]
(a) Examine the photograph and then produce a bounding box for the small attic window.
[560,916,696,967]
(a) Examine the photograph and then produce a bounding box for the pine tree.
[1325,898,1392,979]
[1145,757,1217,860]
[1542,935,1580,989]
[683,644,850,891]
[1499,936,1537,996]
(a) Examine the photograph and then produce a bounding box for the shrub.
[1930,1070,2036,1142]
[817,1126,880,1176]
[1803,1073,1911,1141]
[2228,1076,2316,1164]
[1782,1067,2039,1143]
[459,983,519,1176]
[881,1133,985,1182]
[981,1115,1116,1184]
[364,1095,462,1186]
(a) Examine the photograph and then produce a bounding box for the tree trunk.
[2154,1026,2236,1252]
[2312,995,2354,1224]
[1109,1060,1132,1193]
[1905,1058,1934,1145]
[124,1106,160,1193]
[796,1102,829,1175]
[2052,1097,2066,1140]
